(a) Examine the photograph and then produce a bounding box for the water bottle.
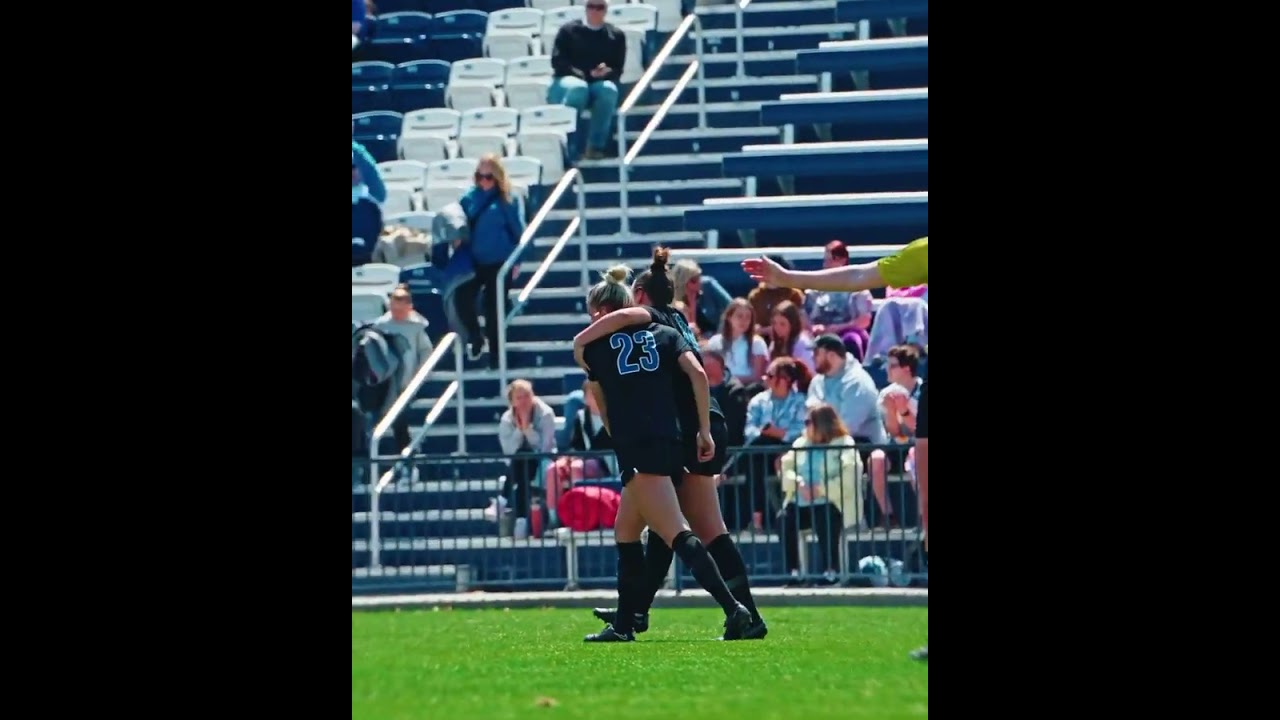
[530,500,544,537]
[514,517,529,539]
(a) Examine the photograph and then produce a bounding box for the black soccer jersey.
[583,321,694,441]
[643,305,725,427]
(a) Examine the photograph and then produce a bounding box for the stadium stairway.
[355,0,930,593]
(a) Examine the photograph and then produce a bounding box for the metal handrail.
[734,0,753,78]
[508,215,583,324]
[496,168,586,392]
[616,12,706,235]
[368,332,465,569]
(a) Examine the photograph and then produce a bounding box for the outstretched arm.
[742,256,886,292]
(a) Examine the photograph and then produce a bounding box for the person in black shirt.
[577,265,751,643]
[548,0,627,160]
[573,249,768,640]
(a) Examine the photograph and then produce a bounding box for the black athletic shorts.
[682,413,729,477]
[916,378,928,440]
[615,436,686,487]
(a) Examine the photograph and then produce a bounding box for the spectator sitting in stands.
[702,348,752,450]
[864,292,927,363]
[706,298,769,385]
[670,259,719,339]
[544,383,616,529]
[778,403,863,585]
[807,333,888,453]
[731,356,811,531]
[747,255,805,338]
[352,137,387,266]
[374,284,434,452]
[868,344,924,527]
[453,154,526,367]
[495,379,557,528]
[767,301,816,371]
[548,0,627,161]
[803,241,875,362]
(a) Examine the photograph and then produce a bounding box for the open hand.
[741,256,787,286]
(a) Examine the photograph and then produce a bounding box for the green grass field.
[352,606,928,720]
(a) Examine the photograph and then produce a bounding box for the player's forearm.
[686,368,712,433]
[780,262,886,292]
[586,382,611,435]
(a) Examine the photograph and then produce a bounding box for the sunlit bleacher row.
[358,3,665,68]
[354,104,576,182]
[376,155,545,215]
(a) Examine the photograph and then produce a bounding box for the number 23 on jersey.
[610,331,660,375]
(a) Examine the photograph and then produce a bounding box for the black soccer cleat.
[741,615,768,640]
[584,624,635,642]
[719,604,754,641]
[592,608,649,634]
[910,645,928,661]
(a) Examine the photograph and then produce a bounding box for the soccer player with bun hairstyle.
[743,238,927,661]
[574,248,768,640]
[577,265,752,643]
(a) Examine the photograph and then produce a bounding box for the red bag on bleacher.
[557,485,622,532]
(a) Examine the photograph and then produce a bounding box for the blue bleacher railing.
[352,442,927,594]
[615,11,707,235]
[369,332,466,569]
[496,167,586,393]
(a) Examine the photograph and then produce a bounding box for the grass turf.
[352,606,927,720]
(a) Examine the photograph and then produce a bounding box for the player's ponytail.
[636,246,675,307]
[586,264,635,314]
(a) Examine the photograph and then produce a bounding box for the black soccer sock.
[614,542,647,633]
[707,533,760,622]
[637,530,674,615]
[670,530,740,616]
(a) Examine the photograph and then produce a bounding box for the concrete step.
[623,100,763,131]
[649,73,819,104]
[539,204,700,237]
[577,152,725,183]
[618,126,781,155]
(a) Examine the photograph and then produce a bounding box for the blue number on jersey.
[610,331,661,375]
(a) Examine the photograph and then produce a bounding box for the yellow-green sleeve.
[877,237,928,287]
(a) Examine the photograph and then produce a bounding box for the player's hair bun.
[651,246,670,273]
[603,265,631,284]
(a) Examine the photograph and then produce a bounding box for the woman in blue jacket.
[455,154,526,367]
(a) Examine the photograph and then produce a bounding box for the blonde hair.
[670,259,702,300]
[475,153,513,203]
[586,265,635,314]
[506,378,534,405]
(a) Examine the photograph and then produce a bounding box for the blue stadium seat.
[391,60,451,112]
[431,10,488,64]
[370,12,434,64]
[352,61,396,114]
[353,111,403,163]
[399,262,446,291]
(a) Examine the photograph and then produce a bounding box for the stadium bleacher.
[354,0,929,595]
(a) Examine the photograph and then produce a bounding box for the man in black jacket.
[547,0,627,160]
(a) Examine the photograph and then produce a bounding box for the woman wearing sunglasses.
[454,154,526,367]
